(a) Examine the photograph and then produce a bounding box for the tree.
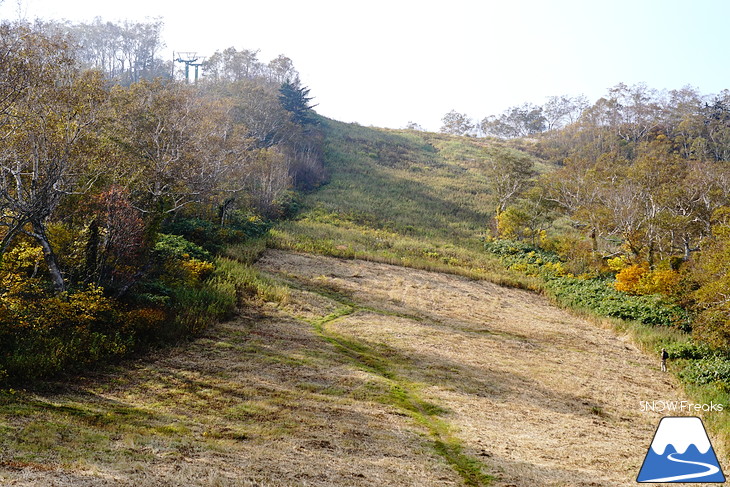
[541,153,624,255]
[661,85,705,158]
[480,103,546,138]
[64,18,168,84]
[692,208,730,348]
[542,95,589,131]
[227,79,297,148]
[203,47,264,83]
[87,186,146,292]
[0,23,108,293]
[109,79,252,217]
[480,147,535,217]
[440,110,475,136]
[661,159,730,260]
[278,79,318,126]
[266,55,298,85]
[497,186,558,243]
[702,92,730,161]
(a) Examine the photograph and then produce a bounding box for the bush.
[692,310,730,351]
[0,214,275,385]
[153,234,215,287]
[614,264,648,293]
[665,341,714,360]
[614,263,682,296]
[0,283,131,383]
[167,283,236,336]
[546,276,688,328]
[154,233,212,262]
[163,214,271,254]
[679,355,730,386]
[637,268,682,296]
[486,239,689,329]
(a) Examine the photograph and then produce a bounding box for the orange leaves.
[614,264,648,294]
[614,262,681,296]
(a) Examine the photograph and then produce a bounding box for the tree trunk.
[682,236,694,262]
[31,220,66,294]
[647,239,655,270]
[590,227,598,253]
[84,218,100,283]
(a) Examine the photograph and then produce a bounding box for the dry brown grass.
[0,304,461,485]
[259,250,704,487]
[0,250,714,486]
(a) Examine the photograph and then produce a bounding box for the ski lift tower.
[173,52,204,83]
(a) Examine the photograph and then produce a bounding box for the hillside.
[272,119,544,287]
[0,120,715,486]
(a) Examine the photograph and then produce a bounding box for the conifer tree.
[278,79,318,125]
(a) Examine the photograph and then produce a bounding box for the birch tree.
[0,24,108,293]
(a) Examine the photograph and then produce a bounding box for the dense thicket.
[469,83,730,352]
[0,20,324,383]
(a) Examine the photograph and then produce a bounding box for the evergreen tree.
[278,79,318,125]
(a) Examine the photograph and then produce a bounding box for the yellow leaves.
[614,263,648,294]
[542,261,567,277]
[66,285,114,325]
[496,206,530,240]
[179,259,215,282]
[124,307,166,334]
[638,269,682,296]
[606,256,629,273]
[0,240,115,330]
[161,257,215,287]
[614,262,681,296]
[711,207,730,237]
[1,242,44,274]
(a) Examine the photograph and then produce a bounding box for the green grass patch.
[210,255,289,306]
[433,439,495,487]
[270,120,536,291]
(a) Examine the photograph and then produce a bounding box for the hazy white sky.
[2,0,729,131]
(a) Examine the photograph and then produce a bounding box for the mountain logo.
[637,416,725,483]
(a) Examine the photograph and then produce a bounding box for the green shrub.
[222,237,269,265]
[0,287,132,384]
[679,355,730,386]
[212,257,288,304]
[546,276,688,329]
[154,233,212,262]
[486,239,690,329]
[665,341,715,360]
[168,283,237,336]
[162,214,271,254]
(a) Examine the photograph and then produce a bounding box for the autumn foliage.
[0,20,323,383]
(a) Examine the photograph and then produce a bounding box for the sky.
[1,0,729,131]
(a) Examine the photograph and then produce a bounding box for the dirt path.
[0,250,695,486]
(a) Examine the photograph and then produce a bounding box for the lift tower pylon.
[173,52,203,83]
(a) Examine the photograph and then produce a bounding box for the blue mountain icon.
[637,417,725,483]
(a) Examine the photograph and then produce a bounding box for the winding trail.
[641,453,720,483]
